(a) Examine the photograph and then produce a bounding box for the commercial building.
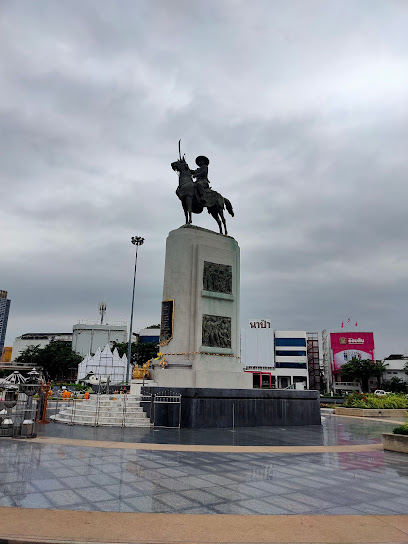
[322,329,375,393]
[242,324,310,389]
[12,332,73,361]
[72,321,127,357]
[0,346,12,363]
[383,354,408,385]
[0,290,11,353]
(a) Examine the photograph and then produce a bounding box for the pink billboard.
[330,332,375,372]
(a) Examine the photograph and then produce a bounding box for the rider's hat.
[195,155,210,166]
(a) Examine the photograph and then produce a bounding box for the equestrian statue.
[171,141,234,236]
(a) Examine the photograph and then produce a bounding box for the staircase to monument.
[51,395,152,427]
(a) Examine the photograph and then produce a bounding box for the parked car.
[374,389,390,396]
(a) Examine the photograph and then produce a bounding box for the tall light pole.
[126,236,145,385]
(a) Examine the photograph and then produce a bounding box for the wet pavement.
[35,413,398,446]
[1,415,407,516]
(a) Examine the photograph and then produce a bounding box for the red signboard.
[330,332,375,372]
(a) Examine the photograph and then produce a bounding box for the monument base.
[158,225,251,390]
[141,387,321,428]
[130,379,157,396]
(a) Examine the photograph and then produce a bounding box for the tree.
[404,361,408,376]
[340,358,375,392]
[382,377,407,393]
[14,344,42,366]
[111,341,158,367]
[371,360,388,389]
[15,340,82,381]
[146,324,160,329]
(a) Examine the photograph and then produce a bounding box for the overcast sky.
[2,1,408,358]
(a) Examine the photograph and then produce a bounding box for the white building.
[274,330,309,389]
[242,325,309,389]
[383,355,408,384]
[72,321,127,356]
[12,332,73,361]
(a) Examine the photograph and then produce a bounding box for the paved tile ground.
[37,409,399,445]
[1,415,407,516]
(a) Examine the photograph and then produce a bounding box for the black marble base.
[141,387,321,428]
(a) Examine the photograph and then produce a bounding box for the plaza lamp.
[126,236,145,385]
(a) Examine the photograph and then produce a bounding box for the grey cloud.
[2,1,408,359]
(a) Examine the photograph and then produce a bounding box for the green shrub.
[344,392,408,409]
[393,423,408,435]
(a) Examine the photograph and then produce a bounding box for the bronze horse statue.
[171,156,234,236]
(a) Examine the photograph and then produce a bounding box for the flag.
[355,322,358,327]
[341,322,344,328]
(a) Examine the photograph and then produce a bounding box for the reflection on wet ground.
[0,416,407,515]
[35,414,398,446]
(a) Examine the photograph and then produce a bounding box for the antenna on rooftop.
[99,302,107,325]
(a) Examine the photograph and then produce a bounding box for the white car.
[374,390,389,396]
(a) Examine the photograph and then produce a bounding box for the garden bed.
[335,407,408,417]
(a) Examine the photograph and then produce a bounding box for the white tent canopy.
[77,344,128,384]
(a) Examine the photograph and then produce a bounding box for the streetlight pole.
[126,236,145,385]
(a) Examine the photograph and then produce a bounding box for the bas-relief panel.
[202,314,231,349]
[203,262,232,294]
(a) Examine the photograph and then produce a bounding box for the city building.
[0,346,12,363]
[0,290,11,353]
[322,329,375,393]
[72,321,127,357]
[242,324,309,389]
[383,354,408,385]
[138,328,160,344]
[12,332,73,361]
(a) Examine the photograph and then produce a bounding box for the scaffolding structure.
[307,332,320,391]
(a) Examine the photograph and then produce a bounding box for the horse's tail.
[224,198,234,217]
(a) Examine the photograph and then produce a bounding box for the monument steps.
[51,395,152,427]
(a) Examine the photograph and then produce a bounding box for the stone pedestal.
[154,225,251,389]
[130,379,156,396]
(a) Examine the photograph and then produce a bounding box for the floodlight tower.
[99,302,107,325]
[126,236,145,384]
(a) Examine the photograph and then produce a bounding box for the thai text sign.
[330,332,375,372]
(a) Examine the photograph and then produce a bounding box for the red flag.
[355,322,358,327]
[341,322,344,328]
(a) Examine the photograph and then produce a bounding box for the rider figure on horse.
[191,156,212,207]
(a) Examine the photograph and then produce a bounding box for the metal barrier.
[152,391,182,429]
[0,393,39,438]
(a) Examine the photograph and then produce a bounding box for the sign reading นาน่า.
[160,299,174,346]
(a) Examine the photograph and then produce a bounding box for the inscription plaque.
[202,314,231,348]
[160,299,174,346]
[203,262,232,294]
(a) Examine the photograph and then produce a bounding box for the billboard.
[330,332,374,372]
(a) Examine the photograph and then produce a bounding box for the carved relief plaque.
[203,262,232,294]
[202,314,231,349]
